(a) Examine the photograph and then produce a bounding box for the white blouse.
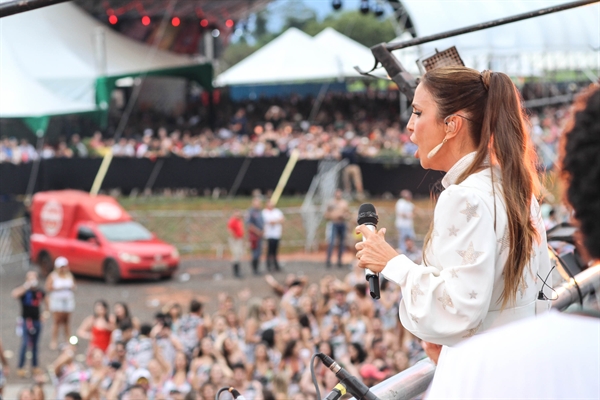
[381,152,552,346]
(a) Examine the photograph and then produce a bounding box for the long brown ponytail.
[420,66,540,308]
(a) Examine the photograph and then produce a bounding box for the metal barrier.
[364,359,436,400]
[0,217,30,273]
[349,265,600,400]
[552,264,600,311]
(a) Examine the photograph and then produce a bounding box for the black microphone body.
[319,354,380,400]
[357,203,381,299]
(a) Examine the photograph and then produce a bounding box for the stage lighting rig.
[332,0,342,10]
[374,3,384,17]
[359,0,370,14]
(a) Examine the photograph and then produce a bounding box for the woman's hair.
[94,300,110,322]
[114,302,131,323]
[420,66,540,308]
[349,342,368,364]
[316,340,335,360]
[281,339,297,359]
[560,84,600,259]
[174,350,190,375]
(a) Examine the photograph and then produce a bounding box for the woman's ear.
[444,115,465,140]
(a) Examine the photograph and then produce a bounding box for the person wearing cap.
[359,364,388,387]
[11,271,46,378]
[45,256,76,350]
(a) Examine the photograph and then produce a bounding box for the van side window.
[77,227,96,242]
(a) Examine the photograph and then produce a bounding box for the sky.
[265,0,390,32]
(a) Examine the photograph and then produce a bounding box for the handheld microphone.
[318,353,380,400]
[357,203,380,300]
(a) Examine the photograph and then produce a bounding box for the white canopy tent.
[313,27,377,77]
[0,31,96,133]
[396,0,599,76]
[0,31,93,118]
[216,27,374,86]
[0,0,212,129]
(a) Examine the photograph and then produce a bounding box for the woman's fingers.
[353,225,397,273]
[355,224,375,239]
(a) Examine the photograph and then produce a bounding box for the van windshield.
[98,222,153,242]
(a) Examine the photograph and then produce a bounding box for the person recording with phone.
[355,67,552,371]
[12,270,46,379]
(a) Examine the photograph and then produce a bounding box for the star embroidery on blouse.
[432,229,440,237]
[411,284,424,305]
[460,201,479,222]
[448,225,459,237]
[449,269,459,278]
[437,290,454,310]
[469,290,478,299]
[410,313,419,324]
[456,242,484,265]
[518,279,529,299]
[462,321,483,338]
[498,229,510,255]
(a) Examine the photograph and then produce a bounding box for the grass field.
[116,169,561,257]
[117,195,435,257]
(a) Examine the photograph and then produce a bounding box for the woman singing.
[355,67,552,354]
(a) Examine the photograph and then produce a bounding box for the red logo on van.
[40,200,63,237]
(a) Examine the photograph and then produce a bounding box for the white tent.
[0,33,95,120]
[313,27,377,77]
[0,1,212,114]
[216,27,375,86]
[397,0,599,75]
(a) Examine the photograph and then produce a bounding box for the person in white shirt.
[395,190,416,252]
[428,84,600,399]
[355,67,552,372]
[262,200,284,272]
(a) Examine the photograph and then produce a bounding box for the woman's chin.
[415,149,429,169]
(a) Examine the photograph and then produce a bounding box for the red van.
[30,190,179,283]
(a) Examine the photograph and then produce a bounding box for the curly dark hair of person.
[560,84,600,260]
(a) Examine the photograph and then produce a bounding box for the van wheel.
[104,260,120,285]
[39,252,52,277]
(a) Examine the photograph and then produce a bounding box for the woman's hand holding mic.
[355,225,398,274]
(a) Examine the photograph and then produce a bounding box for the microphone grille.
[357,203,378,225]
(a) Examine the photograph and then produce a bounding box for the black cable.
[537,264,558,300]
[215,387,230,400]
[310,353,321,400]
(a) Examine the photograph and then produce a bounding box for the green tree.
[220,5,396,69]
[278,0,317,31]
[254,10,269,39]
[221,39,256,70]
[304,10,396,48]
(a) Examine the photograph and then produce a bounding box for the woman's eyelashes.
[412,110,422,116]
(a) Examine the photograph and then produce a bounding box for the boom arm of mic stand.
[355,44,417,104]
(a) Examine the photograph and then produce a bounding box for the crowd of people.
[0,92,571,166]
[6,256,427,400]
